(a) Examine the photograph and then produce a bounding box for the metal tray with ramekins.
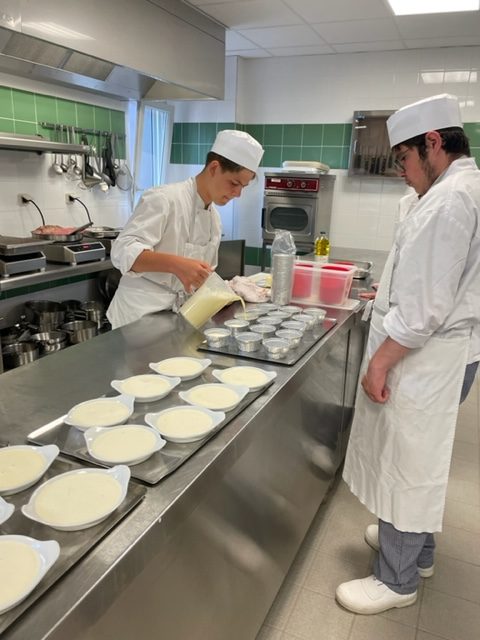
[27,364,274,486]
[0,450,145,636]
[198,317,337,365]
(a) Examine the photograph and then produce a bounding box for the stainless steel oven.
[262,172,336,249]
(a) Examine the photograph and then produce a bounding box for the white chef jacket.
[383,157,480,363]
[107,177,222,328]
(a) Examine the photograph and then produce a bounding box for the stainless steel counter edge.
[0,306,361,639]
[0,259,113,291]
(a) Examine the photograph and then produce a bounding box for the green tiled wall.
[0,86,126,157]
[171,121,353,169]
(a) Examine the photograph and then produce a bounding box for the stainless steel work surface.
[27,366,274,485]
[0,455,145,636]
[198,317,336,365]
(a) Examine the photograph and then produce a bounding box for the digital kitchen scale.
[0,235,50,277]
[43,241,106,265]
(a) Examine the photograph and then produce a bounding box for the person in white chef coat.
[106,130,264,329]
[336,94,480,615]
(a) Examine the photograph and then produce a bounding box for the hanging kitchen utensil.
[80,135,103,189]
[103,133,116,187]
[51,125,63,175]
[113,133,133,191]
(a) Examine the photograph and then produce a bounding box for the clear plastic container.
[291,262,356,307]
[179,272,241,329]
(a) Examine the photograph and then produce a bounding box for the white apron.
[107,183,219,328]
[343,244,469,533]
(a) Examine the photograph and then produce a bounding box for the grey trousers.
[374,520,435,594]
[460,361,479,403]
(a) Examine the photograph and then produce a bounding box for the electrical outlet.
[65,193,76,204]
[18,193,33,205]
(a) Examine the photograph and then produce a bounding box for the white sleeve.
[383,191,474,348]
[110,190,170,275]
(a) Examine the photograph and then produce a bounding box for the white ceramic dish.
[21,466,130,531]
[0,535,60,615]
[149,357,211,381]
[0,496,15,524]
[110,374,180,403]
[145,406,225,443]
[0,445,59,496]
[179,383,248,412]
[65,394,134,431]
[212,366,277,392]
[84,424,166,465]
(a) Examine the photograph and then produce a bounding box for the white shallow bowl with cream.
[84,424,166,465]
[149,357,211,381]
[212,366,277,392]
[21,465,130,531]
[111,374,180,403]
[0,445,59,496]
[0,496,15,524]
[145,406,225,443]
[179,383,248,412]
[65,395,134,431]
[0,535,60,615]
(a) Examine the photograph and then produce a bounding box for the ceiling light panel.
[387,0,479,15]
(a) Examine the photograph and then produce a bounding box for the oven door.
[262,196,316,243]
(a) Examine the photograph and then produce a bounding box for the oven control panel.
[264,176,320,192]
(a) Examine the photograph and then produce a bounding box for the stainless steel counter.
[0,303,366,640]
[0,259,113,292]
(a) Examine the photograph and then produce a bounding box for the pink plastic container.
[318,264,356,305]
[292,261,314,299]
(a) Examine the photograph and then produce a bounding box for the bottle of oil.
[314,231,330,262]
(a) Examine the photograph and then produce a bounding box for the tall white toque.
[387,94,463,148]
[211,129,264,172]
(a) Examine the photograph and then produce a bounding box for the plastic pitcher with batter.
[179,272,244,329]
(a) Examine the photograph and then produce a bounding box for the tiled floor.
[257,377,480,640]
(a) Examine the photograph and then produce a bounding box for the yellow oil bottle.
[314,232,330,262]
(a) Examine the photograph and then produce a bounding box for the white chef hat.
[387,94,463,148]
[211,129,264,172]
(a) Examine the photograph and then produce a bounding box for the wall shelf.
[0,132,91,155]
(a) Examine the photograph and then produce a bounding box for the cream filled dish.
[0,445,59,495]
[149,357,210,380]
[23,467,129,530]
[111,375,178,402]
[212,366,276,391]
[86,425,164,465]
[66,397,133,430]
[179,383,248,411]
[0,536,60,614]
[145,406,224,443]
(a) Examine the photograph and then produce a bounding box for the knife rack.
[348,110,399,178]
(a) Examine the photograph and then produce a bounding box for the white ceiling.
[182,0,480,58]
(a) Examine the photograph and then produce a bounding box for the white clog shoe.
[336,575,417,615]
[365,524,435,578]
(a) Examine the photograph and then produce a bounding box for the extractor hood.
[0,0,225,101]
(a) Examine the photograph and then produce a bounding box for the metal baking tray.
[198,318,336,366]
[331,258,373,279]
[0,455,145,636]
[27,366,273,486]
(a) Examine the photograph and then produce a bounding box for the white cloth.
[383,157,480,363]
[107,177,222,328]
[387,94,462,147]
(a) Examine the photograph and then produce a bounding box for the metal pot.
[80,300,105,328]
[2,341,39,369]
[61,320,98,344]
[83,226,121,239]
[30,330,68,353]
[25,301,65,330]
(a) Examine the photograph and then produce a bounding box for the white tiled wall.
[168,46,480,252]
[0,72,132,238]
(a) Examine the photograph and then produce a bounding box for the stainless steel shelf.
[0,259,113,291]
[0,132,91,155]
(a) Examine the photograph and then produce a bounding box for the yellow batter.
[0,540,41,612]
[154,357,204,378]
[68,399,130,428]
[187,385,240,410]
[153,409,214,440]
[117,375,170,399]
[0,448,46,492]
[90,426,158,463]
[33,472,122,527]
[218,367,269,389]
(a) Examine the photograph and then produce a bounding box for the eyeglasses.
[393,151,408,172]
